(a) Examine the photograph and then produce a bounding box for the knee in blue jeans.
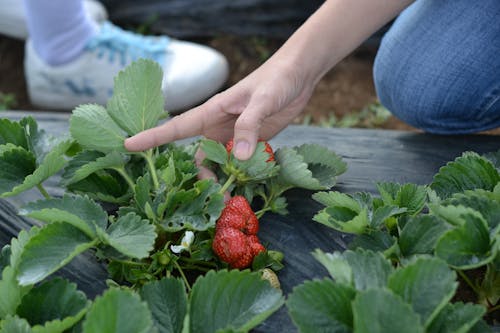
[373,38,500,134]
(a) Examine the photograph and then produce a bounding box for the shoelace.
[85,22,170,66]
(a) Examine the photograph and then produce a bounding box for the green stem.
[141,150,159,190]
[36,184,51,199]
[113,167,136,190]
[181,265,211,272]
[219,174,236,195]
[113,259,146,267]
[174,260,191,291]
[255,207,272,219]
[179,257,218,268]
[458,270,481,295]
[488,304,500,313]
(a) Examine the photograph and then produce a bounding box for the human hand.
[124,59,314,160]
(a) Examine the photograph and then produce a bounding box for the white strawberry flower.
[170,231,194,254]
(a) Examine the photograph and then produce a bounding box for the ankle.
[31,21,98,66]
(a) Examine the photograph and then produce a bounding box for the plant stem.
[219,174,236,195]
[488,304,500,313]
[113,259,146,267]
[458,270,481,295]
[174,260,191,291]
[142,150,159,190]
[180,257,218,268]
[113,167,136,190]
[36,184,51,199]
[255,207,272,219]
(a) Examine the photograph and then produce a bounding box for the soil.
[0,33,498,136]
[0,34,415,131]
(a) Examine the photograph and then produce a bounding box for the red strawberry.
[226,139,275,162]
[248,235,266,256]
[216,196,259,235]
[212,228,253,269]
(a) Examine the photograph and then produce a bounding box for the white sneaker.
[0,0,108,40]
[24,22,229,112]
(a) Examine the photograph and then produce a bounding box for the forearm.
[271,0,414,85]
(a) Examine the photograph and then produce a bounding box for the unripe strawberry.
[260,268,281,289]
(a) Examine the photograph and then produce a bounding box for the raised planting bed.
[0,60,499,332]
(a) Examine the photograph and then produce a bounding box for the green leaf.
[99,213,156,259]
[134,175,153,215]
[314,249,393,290]
[275,146,340,190]
[428,204,483,227]
[70,104,127,153]
[140,278,187,333]
[160,179,224,231]
[200,139,228,165]
[295,144,347,175]
[0,267,32,318]
[0,118,28,148]
[9,228,40,270]
[430,152,500,199]
[376,182,427,215]
[344,249,394,290]
[62,150,105,183]
[0,316,32,333]
[0,146,36,196]
[399,215,449,257]
[313,250,353,285]
[20,194,108,237]
[427,302,485,333]
[444,190,500,230]
[435,213,495,269]
[352,289,424,333]
[62,151,127,185]
[387,258,457,327]
[66,171,131,204]
[0,246,9,272]
[3,140,73,197]
[348,230,399,257]
[82,288,153,333]
[189,270,284,333]
[483,149,500,169]
[286,279,355,333]
[370,205,407,228]
[17,223,95,285]
[312,192,369,234]
[17,278,88,333]
[107,59,165,135]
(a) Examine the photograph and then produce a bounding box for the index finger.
[124,106,206,151]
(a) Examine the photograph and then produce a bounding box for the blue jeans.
[374,0,500,134]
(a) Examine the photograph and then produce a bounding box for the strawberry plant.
[287,249,492,332]
[312,151,500,324]
[0,59,346,332]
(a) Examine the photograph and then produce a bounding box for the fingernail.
[234,140,250,160]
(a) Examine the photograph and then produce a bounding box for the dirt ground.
[0,34,497,134]
[0,33,415,130]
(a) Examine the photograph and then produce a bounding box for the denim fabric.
[374,0,500,134]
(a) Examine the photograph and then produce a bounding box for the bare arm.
[125,0,414,159]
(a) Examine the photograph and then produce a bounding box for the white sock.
[23,0,97,65]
